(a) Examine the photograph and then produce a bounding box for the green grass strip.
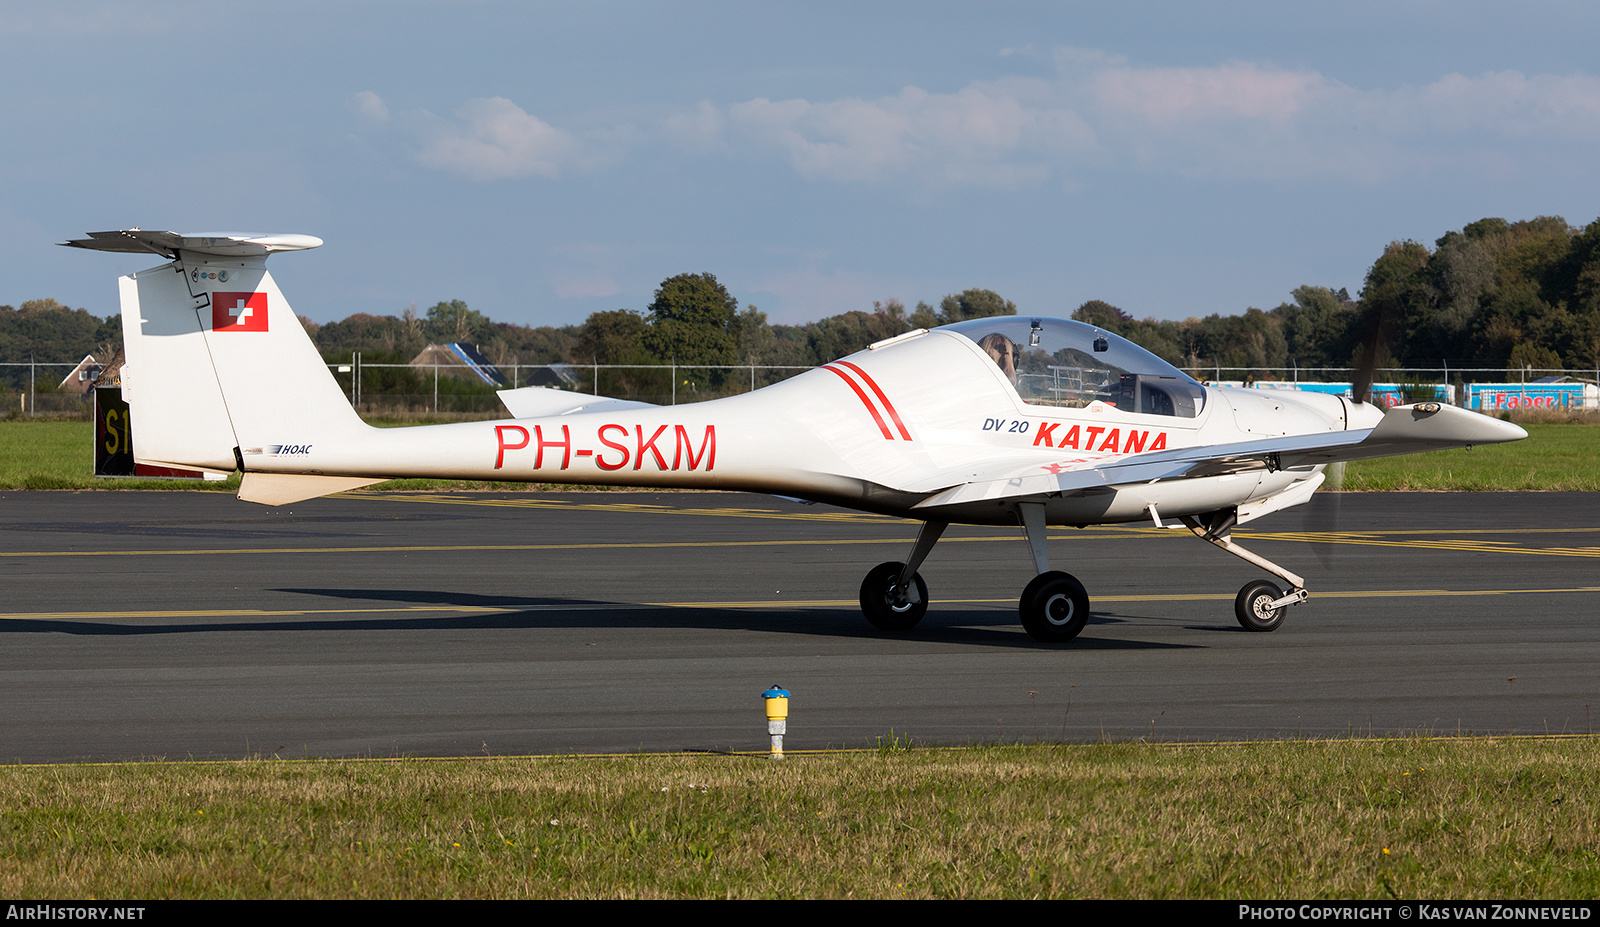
[1339,422,1600,491]
[1,738,1597,898]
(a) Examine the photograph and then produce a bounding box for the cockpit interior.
[945,317,1205,418]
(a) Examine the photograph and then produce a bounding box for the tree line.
[302,278,1021,371]
[7,214,1599,396]
[1078,215,1600,376]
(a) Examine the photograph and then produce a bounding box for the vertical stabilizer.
[108,233,369,476]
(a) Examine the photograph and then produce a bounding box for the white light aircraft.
[67,230,1528,643]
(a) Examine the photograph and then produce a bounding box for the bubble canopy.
[943,316,1207,418]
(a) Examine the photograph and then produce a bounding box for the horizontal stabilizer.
[134,457,235,480]
[239,473,384,506]
[61,230,322,259]
[497,386,656,418]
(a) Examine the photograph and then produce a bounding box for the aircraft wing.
[497,386,657,418]
[911,403,1526,509]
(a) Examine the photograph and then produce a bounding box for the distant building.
[521,363,580,389]
[57,355,104,396]
[409,343,509,387]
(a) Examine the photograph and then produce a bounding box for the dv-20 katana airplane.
[67,230,1529,643]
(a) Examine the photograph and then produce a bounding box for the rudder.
[118,261,238,473]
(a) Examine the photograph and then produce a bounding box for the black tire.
[859,561,929,632]
[1235,580,1286,632]
[1019,571,1090,643]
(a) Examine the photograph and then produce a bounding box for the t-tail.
[62,230,381,503]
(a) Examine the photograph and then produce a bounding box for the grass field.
[1339,418,1600,491]
[2,739,1596,899]
[2,417,1595,492]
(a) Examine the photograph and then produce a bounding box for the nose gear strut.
[1180,508,1309,631]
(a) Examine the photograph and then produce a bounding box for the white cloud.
[728,83,1091,188]
[1412,70,1600,137]
[412,97,584,181]
[663,100,725,153]
[723,55,1600,188]
[352,91,389,125]
[371,54,1600,190]
[1089,61,1328,124]
[355,95,626,182]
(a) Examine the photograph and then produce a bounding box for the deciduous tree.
[641,273,738,365]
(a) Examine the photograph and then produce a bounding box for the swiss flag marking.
[212,292,268,332]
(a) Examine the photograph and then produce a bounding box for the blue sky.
[5,1,1599,328]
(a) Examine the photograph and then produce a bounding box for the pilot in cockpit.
[976,332,1018,384]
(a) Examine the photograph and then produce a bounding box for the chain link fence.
[323,361,817,417]
[1195,366,1600,412]
[7,359,1598,417]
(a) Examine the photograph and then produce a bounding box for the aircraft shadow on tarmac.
[268,586,1205,650]
[6,586,1201,650]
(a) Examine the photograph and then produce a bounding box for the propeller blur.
[66,230,1528,643]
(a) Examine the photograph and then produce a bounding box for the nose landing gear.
[1181,509,1309,632]
[1235,579,1287,632]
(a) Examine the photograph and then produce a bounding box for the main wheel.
[1235,580,1286,632]
[859,561,929,632]
[1019,571,1090,643]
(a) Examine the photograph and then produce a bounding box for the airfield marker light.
[762,686,790,760]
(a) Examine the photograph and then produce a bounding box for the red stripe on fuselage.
[835,361,912,441]
[822,364,894,440]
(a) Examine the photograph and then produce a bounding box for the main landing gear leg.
[1016,502,1090,643]
[1180,509,1309,632]
[859,519,947,632]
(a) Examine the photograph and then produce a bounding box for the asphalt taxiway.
[1,490,1596,761]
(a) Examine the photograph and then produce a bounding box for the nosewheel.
[859,561,929,632]
[1235,580,1286,632]
[1019,571,1090,643]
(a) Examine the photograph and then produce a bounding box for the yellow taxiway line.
[0,534,1072,559]
[5,527,1599,560]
